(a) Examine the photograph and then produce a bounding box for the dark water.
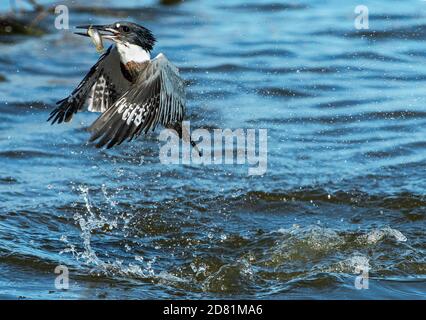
[0,0,425,299]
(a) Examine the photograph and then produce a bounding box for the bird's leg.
[167,122,202,157]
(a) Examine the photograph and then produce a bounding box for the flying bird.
[48,21,193,150]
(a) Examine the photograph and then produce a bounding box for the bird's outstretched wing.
[48,46,130,124]
[88,53,186,149]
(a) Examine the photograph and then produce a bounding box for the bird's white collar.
[116,43,151,64]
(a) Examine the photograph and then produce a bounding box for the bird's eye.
[121,26,130,33]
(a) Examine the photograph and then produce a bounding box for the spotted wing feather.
[48,46,130,124]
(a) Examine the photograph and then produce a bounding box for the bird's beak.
[74,25,119,41]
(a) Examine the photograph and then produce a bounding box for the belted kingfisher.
[48,21,190,149]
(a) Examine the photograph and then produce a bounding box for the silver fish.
[88,26,104,53]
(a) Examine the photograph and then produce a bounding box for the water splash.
[364,227,408,244]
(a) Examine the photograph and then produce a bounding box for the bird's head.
[76,21,156,52]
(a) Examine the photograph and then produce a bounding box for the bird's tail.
[167,122,202,157]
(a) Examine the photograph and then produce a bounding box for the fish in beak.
[75,25,119,52]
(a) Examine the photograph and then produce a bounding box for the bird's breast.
[120,61,149,83]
